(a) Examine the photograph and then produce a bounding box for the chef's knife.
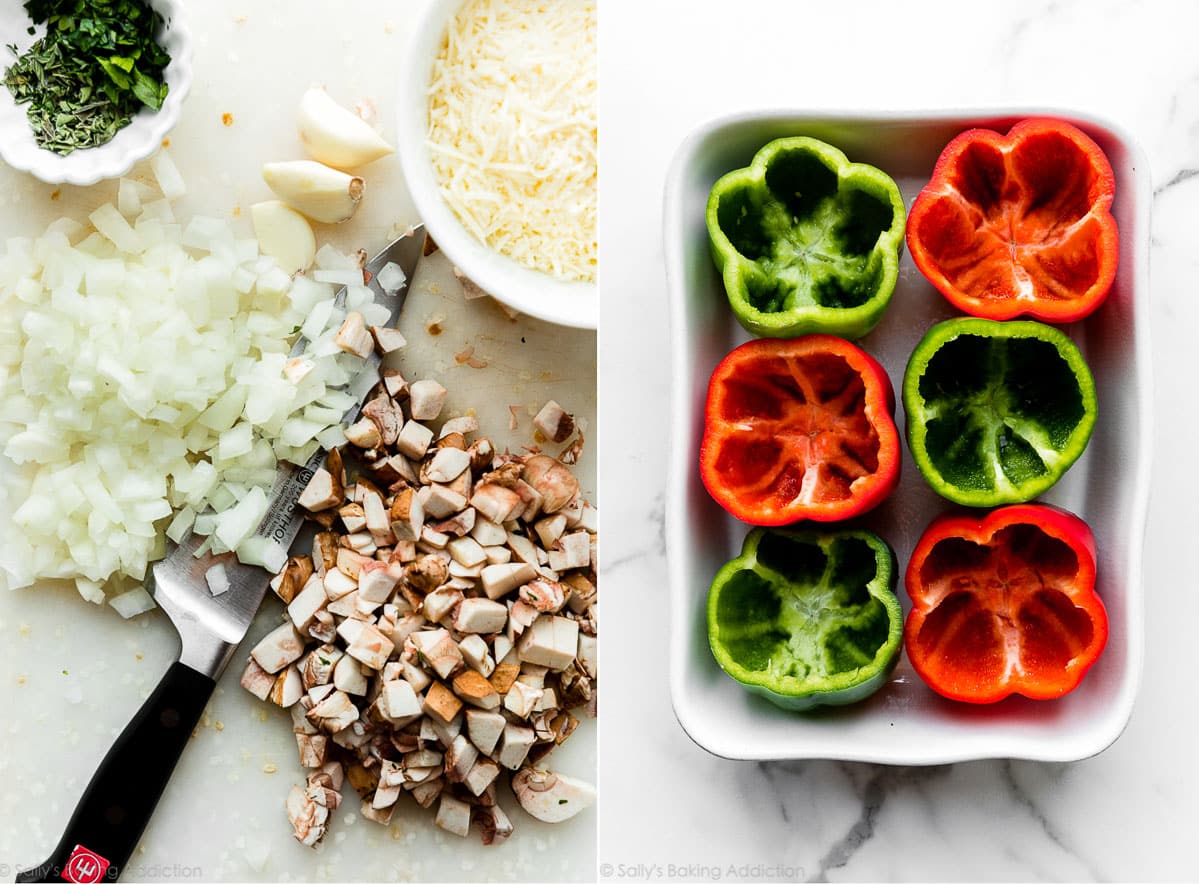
[17,226,427,884]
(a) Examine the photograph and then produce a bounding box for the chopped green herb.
[4,0,171,155]
[558,798,568,805]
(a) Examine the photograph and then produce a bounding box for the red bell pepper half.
[906,118,1118,323]
[700,336,900,524]
[905,504,1108,703]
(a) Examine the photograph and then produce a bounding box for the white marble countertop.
[599,0,1195,880]
[0,1,595,880]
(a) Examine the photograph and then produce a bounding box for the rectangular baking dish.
[664,111,1152,764]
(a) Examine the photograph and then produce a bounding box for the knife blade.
[17,225,427,884]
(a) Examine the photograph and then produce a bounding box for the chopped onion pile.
[0,152,393,609]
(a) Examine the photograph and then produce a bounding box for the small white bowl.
[0,0,191,186]
[396,0,597,330]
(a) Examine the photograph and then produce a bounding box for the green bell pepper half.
[706,136,906,339]
[903,317,1098,507]
[707,526,902,711]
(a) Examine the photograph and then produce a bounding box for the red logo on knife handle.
[62,845,109,883]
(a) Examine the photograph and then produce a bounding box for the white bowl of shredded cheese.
[397,0,597,330]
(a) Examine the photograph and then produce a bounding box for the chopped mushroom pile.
[240,372,596,846]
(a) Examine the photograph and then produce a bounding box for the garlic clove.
[263,161,365,224]
[251,200,316,274]
[297,87,395,169]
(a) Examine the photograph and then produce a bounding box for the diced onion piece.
[151,148,187,200]
[205,563,231,596]
[109,586,157,618]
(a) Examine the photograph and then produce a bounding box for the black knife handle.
[16,662,215,883]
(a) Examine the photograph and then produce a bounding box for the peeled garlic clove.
[298,87,395,169]
[263,160,365,224]
[251,200,316,274]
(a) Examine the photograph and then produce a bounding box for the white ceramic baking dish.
[664,110,1152,764]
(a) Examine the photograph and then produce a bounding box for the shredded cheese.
[427,0,597,283]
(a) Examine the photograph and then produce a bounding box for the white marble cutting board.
[0,1,596,880]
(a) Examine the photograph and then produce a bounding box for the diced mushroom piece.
[405,556,449,594]
[489,662,520,695]
[508,600,540,635]
[516,664,548,690]
[371,782,401,810]
[422,586,464,624]
[519,579,568,614]
[402,660,432,692]
[377,679,421,725]
[440,415,479,438]
[534,514,568,548]
[360,492,393,546]
[563,573,596,613]
[346,623,395,670]
[534,687,560,712]
[284,356,315,383]
[445,734,480,783]
[406,748,445,769]
[426,447,471,483]
[312,532,338,577]
[344,417,382,449]
[517,616,579,671]
[287,575,328,631]
[464,758,501,796]
[411,778,444,808]
[469,518,505,549]
[504,680,543,719]
[475,803,514,846]
[492,635,516,666]
[396,419,434,460]
[300,644,342,690]
[458,634,495,677]
[336,547,373,579]
[357,561,400,603]
[323,566,357,600]
[465,708,507,756]
[251,623,306,674]
[335,311,373,358]
[413,628,465,680]
[338,503,367,533]
[549,531,591,572]
[360,801,395,826]
[577,633,598,679]
[241,657,276,700]
[467,437,496,475]
[454,598,508,634]
[533,400,575,444]
[496,723,536,770]
[427,712,463,748]
[480,562,537,600]
[484,546,512,565]
[420,484,468,520]
[559,429,585,465]
[335,617,366,647]
[452,669,500,710]
[522,455,579,514]
[446,535,487,568]
[362,395,403,446]
[332,654,368,696]
[270,664,304,707]
[511,768,596,823]
[297,467,342,512]
[430,507,476,537]
[388,487,424,542]
[295,732,328,768]
[307,689,359,733]
[423,681,464,725]
[469,484,522,525]
[381,368,409,401]
[286,771,341,847]
[370,325,407,354]
[435,793,472,838]
[409,379,448,421]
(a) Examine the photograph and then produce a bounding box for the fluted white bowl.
[0,0,191,186]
